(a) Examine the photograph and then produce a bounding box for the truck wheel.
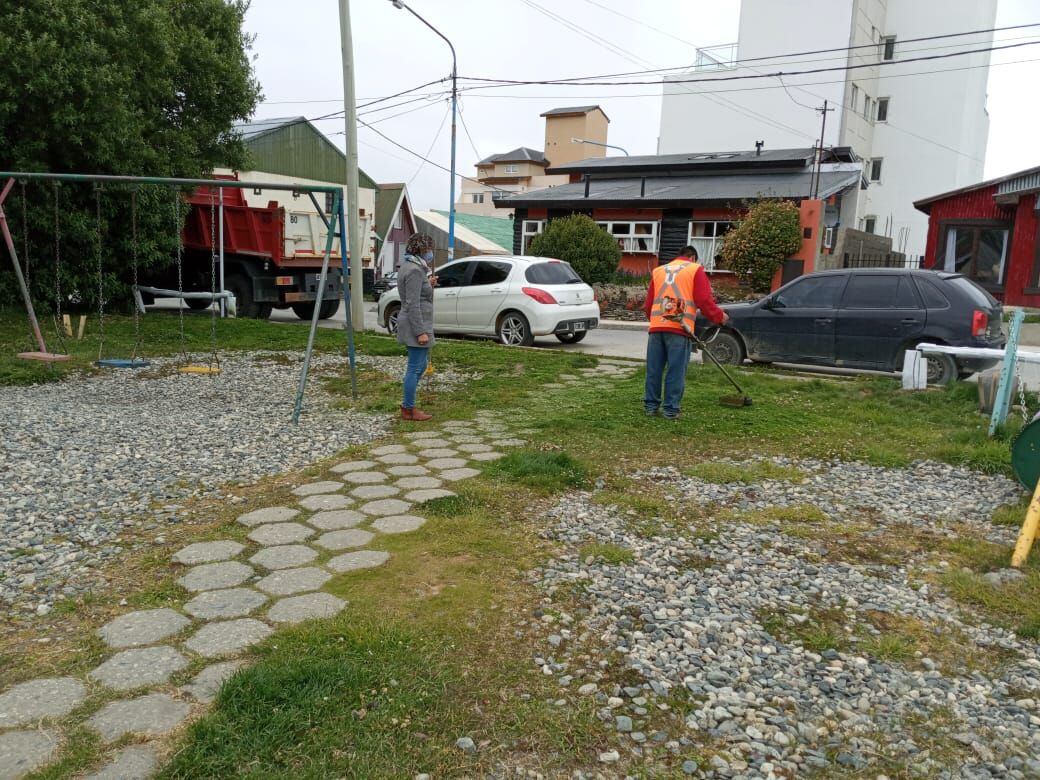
[226,274,266,319]
[291,300,339,320]
[185,298,212,311]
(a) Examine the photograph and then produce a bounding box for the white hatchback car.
[377,255,600,346]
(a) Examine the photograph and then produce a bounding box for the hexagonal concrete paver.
[298,494,354,512]
[441,420,475,429]
[371,515,427,535]
[256,567,332,596]
[408,438,452,449]
[85,744,158,780]
[341,470,389,485]
[172,540,245,565]
[449,434,485,444]
[456,442,493,453]
[88,646,189,691]
[425,457,469,470]
[395,476,443,490]
[370,444,408,456]
[291,480,344,497]
[98,608,190,649]
[470,451,505,462]
[404,488,456,503]
[237,506,299,527]
[326,550,391,573]
[183,588,268,620]
[403,431,441,440]
[314,529,374,551]
[439,467,481,482]
[180,661,244,704]
[358,498,412,517]
[330,459,378,473]
[268,593,347,625]
[497,438,527,447]
[249,544,317,570]
[0,678,86,728]
[88,693,191,743]
[386,464,430,477]
[350,484,400,500]
[376,453,420,465]
[247,522,314,546]
[184,619,273,658]
[306,509,367,530]
[177,561,254,592]
[415,447,459,459]
[0,730,58,778]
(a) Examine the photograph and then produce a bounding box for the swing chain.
[95,185,106,362]
[19,180,34,352]
[52,182,67,355]
[130,188,143,362]
[209,188,220,372]
[174,189,189,364]
[1018,356,1031,424]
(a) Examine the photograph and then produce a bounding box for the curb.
[599,319,648,332]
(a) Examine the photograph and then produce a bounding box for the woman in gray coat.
[397,233,436,421]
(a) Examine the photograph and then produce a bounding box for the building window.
[596,221,659,254]
[850,84,859,115]
[521,219,545,254]
[862,216,877,234]
[824,226,835,249]
[943,223,1010,287]
[324,192,335,214]
[686,221,733,270]
[882,36,896,61]
[869,158,883,182]
[393,209,402,230]
[504,164,519,174]
[472,193,485,204]
[876,97,889,122]
[863,93,871,118]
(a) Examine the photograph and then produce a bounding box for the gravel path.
[534,461,1036,779]
[0,351,477,615]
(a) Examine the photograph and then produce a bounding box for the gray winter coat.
[396,255,435,348]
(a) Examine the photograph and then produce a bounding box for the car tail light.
[522,286,557,305]
[972,309,988,337]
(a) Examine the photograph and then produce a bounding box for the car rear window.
[525,261,582,284]
[947,276,999,308]
[914,277,950,309]
[842,274,921,309]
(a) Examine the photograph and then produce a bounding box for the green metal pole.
[292,192,342,425]
[990,308,1024,437]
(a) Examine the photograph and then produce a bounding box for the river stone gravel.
[532,457,1034,779]
[0,352,388,614]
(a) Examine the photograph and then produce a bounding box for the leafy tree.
[0,0,261,310]
[528,214,621,284]
[718,199,803,292]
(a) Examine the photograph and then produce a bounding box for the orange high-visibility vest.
[649,259,701,335]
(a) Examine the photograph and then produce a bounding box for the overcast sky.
[243,0,1040,212]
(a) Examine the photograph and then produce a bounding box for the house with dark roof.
[374,183,416,277]
[216,116,379,269]
[494,146,866,285]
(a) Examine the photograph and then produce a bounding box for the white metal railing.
[693,43,737,71]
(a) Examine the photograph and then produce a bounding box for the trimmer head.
[720,394,753,407]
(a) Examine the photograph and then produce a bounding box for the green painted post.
[990,308,1024,437]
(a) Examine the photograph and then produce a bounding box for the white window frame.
[504,164,519,174]
[850,84,859,115]
[595,220,659,254]
[472,193,485,204]
[863,92,871,118]
[862,215,877,234]
[824,226,835,249]
[521,219,545,254]
[686,220,734,270]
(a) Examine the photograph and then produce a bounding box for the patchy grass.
[991,496,1031,527]
[484,450,588,492]
[578,542,635,566]
[940,566,1040,640]
[684,460,807,485]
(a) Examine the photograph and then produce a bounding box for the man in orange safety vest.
[642,246,729,419]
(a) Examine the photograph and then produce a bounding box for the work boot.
[400,406,432,421]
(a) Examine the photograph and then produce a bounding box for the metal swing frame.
[0,171,359,423]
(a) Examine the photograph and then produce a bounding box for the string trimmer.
[661,296,752,407]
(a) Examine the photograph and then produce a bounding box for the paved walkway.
[0,361,637,779]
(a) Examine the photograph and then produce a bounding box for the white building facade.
[657,0,996,257]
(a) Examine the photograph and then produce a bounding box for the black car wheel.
[926,353,957,386]
[556,331,588,344]
[704,330,745,365]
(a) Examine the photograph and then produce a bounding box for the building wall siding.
[245,124,378,190]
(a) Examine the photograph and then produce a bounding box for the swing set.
[0,171,358,423]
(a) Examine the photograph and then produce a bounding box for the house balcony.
[692,43,737,71]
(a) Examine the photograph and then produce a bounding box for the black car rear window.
[842,274,916,309]
[947,276,999,308]
[525,262,582,284]
[915,277,950,309]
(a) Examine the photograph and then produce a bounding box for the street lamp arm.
[571,137,629,156]
[391,1,456,74]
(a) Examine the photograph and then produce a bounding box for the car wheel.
[385,304,401,334]
[704,331,744,365]
[555,331,588,344]
[926,353,957,386]
[498,312,534,346]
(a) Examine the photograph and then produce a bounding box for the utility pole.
[338,0,365,327]
[811,100,834,200]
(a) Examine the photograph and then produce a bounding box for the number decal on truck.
[290,215,299,224]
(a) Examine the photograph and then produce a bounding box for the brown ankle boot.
[409,407,432,421]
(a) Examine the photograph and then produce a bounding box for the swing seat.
[96,358,150,369]
[179,364,221,375]
[18,351,71,362]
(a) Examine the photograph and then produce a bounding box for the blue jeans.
[402,346,429,409]
[644,331,692,417]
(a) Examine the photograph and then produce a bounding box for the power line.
[408,106,451,185]
[456,101,483,162]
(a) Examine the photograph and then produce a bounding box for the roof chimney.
[755,140,764,156]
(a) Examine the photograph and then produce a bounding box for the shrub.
[718,200,803,292]
[528,214,621,284]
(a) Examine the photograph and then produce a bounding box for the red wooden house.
[915,166,1040,306]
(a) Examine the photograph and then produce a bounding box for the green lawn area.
[1,309,1031,777]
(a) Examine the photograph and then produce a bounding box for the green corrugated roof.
[375,184,405,244]
[433,210,512,251]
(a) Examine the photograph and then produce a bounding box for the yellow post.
[1011,478,1040,567]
